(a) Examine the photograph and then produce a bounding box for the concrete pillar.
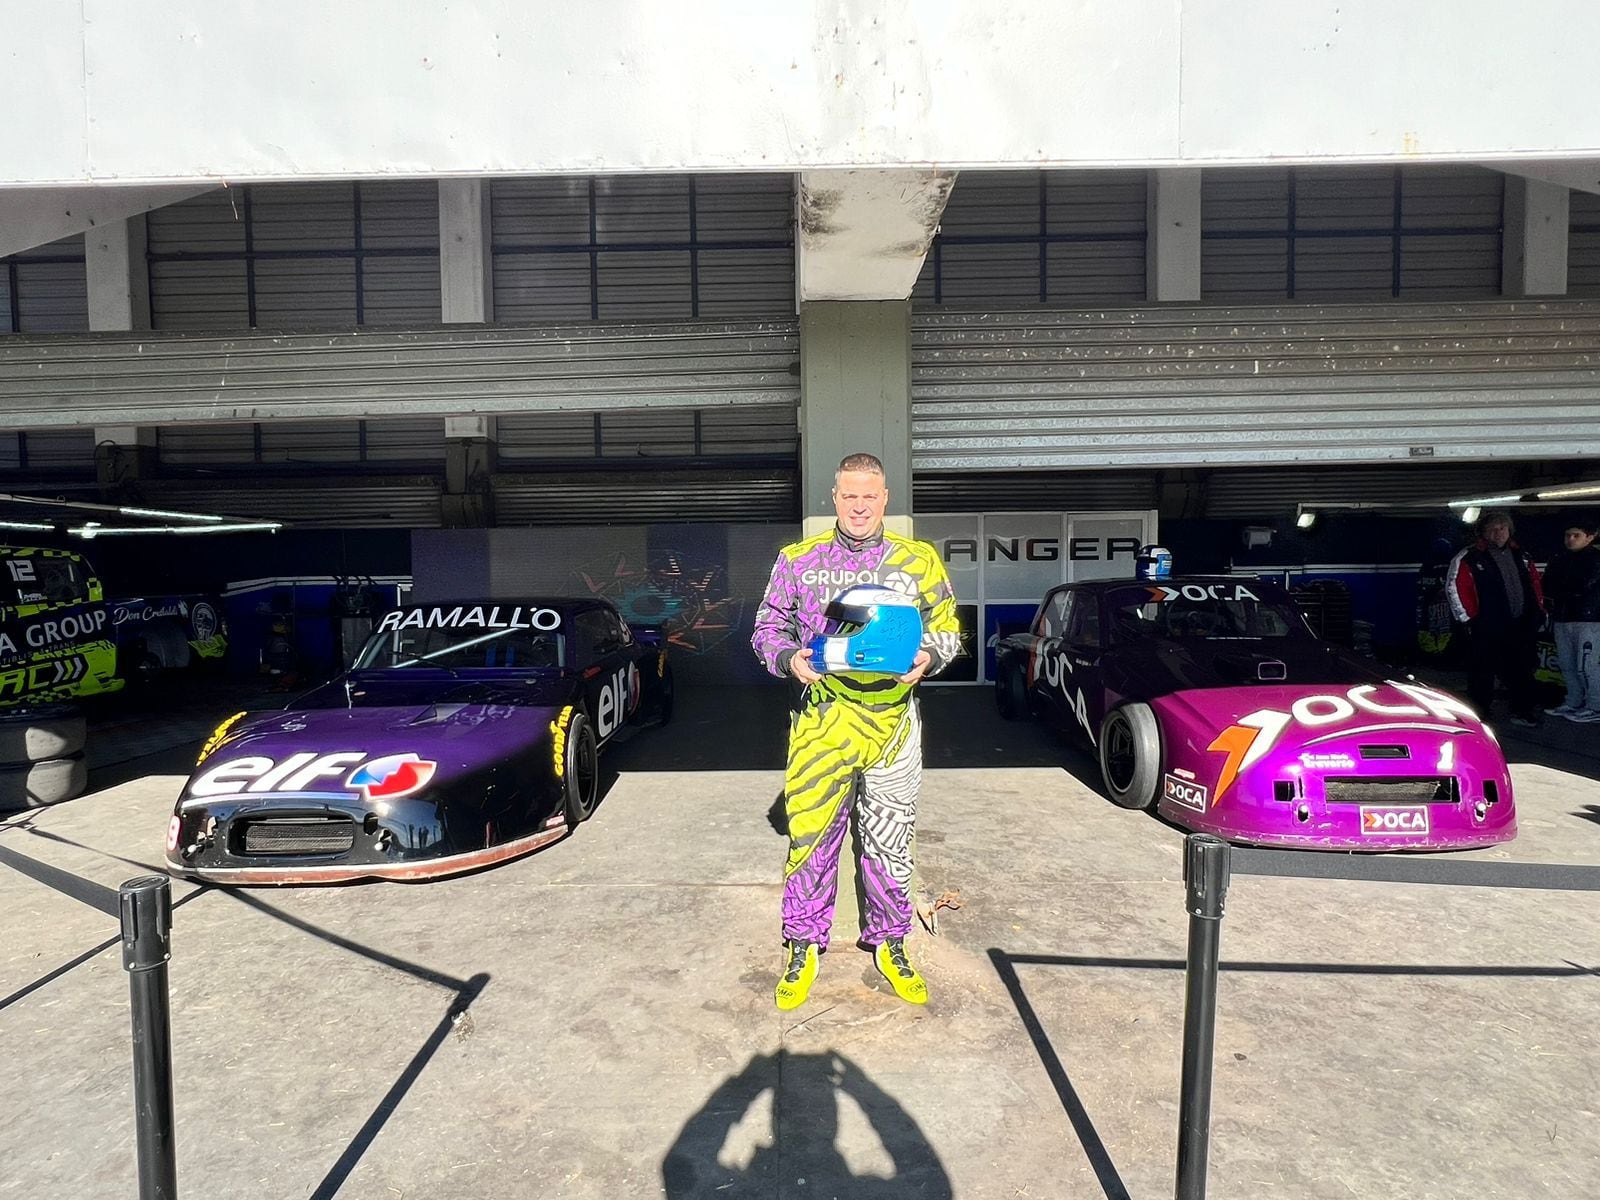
[439,179,494,324]
[86,217,152,331]
[94,424,157,487]
[1146,169,1202,302]
[87,220,156,490]
[443,414,496,528]
[798,301,913,538]
[1503,176,1568,298]
[439,182,497,524]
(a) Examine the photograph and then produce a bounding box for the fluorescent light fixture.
[0,520,55,532]
[1461,505,1481,524]
[1295,510,1317,530]
[1446,494,1521,508]
[116,505,225,523]
[1534,482,1600,500]
[70,522,282,539]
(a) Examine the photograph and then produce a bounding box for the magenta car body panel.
[1147,679,1515,849]
[995,576,1517,851]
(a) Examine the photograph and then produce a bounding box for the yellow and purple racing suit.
[752,525,960,949]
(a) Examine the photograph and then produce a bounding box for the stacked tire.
[0,707,88,812]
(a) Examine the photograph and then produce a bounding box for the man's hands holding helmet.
[786,647,932,685]
[786,647,823,685]
[897,649,933,685]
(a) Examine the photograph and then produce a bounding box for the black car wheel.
[995,660,1028,721]
[562,712,600,827]
[1098,703,1161,810]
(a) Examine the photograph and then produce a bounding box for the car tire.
[1098,703,1161,810]
[0,753,88,812]
[655,662,675,727]
[0,706,87,764]
[562,712,600,827]
[995,659,1029,721]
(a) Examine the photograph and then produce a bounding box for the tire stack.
[0,707,88,812]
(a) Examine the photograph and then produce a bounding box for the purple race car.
[166,598,672,884]
[994,577,1516,850]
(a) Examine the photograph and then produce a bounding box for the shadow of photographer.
[662,1049,952,1198]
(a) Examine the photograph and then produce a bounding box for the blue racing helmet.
[1135,544,1173,580]
[808,585,923,675]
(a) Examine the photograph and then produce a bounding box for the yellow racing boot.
[875,936,928,1005]
[775,939,819,1010]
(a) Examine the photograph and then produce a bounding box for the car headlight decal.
[1206,709,1292,804]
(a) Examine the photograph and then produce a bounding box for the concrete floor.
[2,682,1598,1199]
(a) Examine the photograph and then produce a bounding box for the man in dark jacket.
[1446,510,1545,725]
[1542,514,1600,722]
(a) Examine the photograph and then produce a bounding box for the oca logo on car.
[1360,806,1429,835]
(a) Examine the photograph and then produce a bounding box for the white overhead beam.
[797,169,955,302]
[7,4,1600,186]
[0,185,215,257]
[1490,159,1600,196]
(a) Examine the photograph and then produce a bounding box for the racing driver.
[752,452,961,1009]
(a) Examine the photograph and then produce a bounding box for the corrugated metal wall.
[1571,190,1600,297]
[497,404,795,464]
[147,183,442,330]
[2,235,88,333]
[910,300,1600,470]
[1201,463,1528,518]
[491,173,794,322]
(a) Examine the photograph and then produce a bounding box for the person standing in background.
[1446,510,1545,727]
[1542,514,1600,722]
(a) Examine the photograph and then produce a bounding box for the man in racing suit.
[752,453,961,1010]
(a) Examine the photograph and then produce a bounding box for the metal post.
[120,875,177,1200]
[1175,834,1230,1200]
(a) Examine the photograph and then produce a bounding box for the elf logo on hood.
[1205,682,1479,805]
[189,750,438,800]
[348,754,437,801]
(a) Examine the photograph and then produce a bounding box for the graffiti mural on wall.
[570,549,747,658]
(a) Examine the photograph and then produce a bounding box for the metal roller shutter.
[364,417,445,464]
[0,320,801,427]
[913,470,1158,512]
[1202,463,1529,519]
[492,467,796,525]
[143,479,443,528]
[499,403,797,464]
[157,424,257,466]
[911,301,1600,470]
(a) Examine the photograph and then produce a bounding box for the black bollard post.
[1175,834,1230,1200]
[120,875,177,1200]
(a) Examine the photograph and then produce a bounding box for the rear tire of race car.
[562,713,600,827]
[0,753,88,812]
[1098,703,1161,810]
[0,706,87,763]
[995,660,1028,721]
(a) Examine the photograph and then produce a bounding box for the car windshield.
[354,625,565,671]
[1105,582,1311,643]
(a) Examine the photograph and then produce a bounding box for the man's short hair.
[1568,513,1600,537]
[1478,509,1515,536]
[836,452,886,479]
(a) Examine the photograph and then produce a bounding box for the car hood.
[184,699,567,804]
[295,671,573,711]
